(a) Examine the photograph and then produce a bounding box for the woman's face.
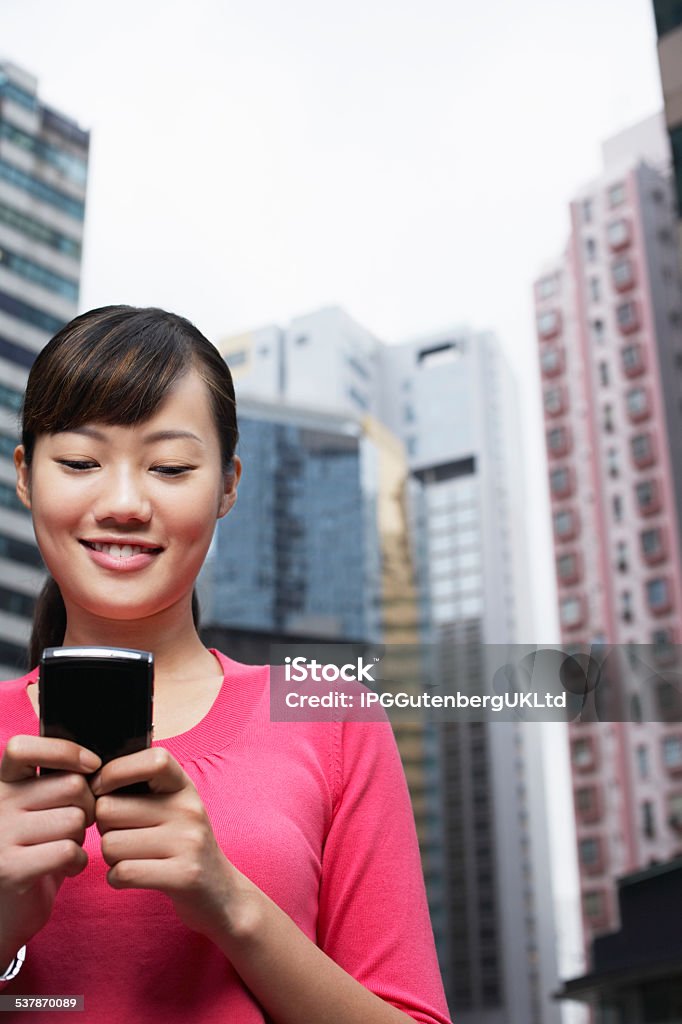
[14,369,241,625]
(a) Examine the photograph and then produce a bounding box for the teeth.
[90,542,155,558]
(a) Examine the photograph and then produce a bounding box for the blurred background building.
[653,1,682,267]
[534,112,682,959]
[211,309,561,1023]
[0,60,88,677]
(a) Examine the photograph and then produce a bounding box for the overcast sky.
[3,0,665,646]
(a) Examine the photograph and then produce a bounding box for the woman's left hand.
[91,748,239,943]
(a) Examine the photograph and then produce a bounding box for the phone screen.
[39,646,154,794]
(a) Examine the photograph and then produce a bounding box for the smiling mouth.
[80,540,163,558]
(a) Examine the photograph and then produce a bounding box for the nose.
[93,465,152,525]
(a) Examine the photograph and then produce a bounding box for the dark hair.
[21,305,239,668]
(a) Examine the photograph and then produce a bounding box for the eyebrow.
[59,426,205,446]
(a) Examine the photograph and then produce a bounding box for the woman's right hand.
[0,735,101,971]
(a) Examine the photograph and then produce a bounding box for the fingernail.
[80,750,101,771]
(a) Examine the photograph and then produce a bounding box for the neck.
[62,596,218,688]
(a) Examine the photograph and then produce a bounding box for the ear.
[14,445,31,510]
[217,456,242,519]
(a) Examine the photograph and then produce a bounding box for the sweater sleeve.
[316,718,452,1024]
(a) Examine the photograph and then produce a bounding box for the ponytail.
[28,578,202,669]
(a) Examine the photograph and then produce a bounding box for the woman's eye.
[152,465,192,476]
[58,460,97,471]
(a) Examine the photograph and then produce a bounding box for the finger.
[106,857,198,892]
[91,748,186,797]
[0,840,88,891]
[94,793,174,834]
[101,826,178,865]
[12,773,96,818]
[1,736,101,784]
[12,806,87,848]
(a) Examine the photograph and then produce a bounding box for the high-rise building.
[534,113,682,948]
[216,309,561,1023]
[0,60,89,675]
[652,1,682,265]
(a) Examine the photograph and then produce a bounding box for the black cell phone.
[39,646,154,795]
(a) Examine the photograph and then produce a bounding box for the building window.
[540,347,562,376]
[572,738,594,768]
[642,801,656,839]
[591,319,605,344]
[617,301,639,332]
[582,199,593,224]
[612,494,623,521]
[598,361,609,386]
[585,237,597,261]
[646,577,671,613]
[621,590,633,622]
[575,786,596,812]
[616,539,628,571]
[608,182,626,208]
[621,343,644,375]
[607,447,619,477]
[227,349,248,367]
[557,552,579,582]
[560,595,583,628]
[663,736,682,769]
[544,387,565,415]
[579,837,600,866]
[612,257,634,290]
[636,480,659,514]
[607,218,630,250]
[589,277,601,303]
[537,274,558,299]
[547,426,570,456]
[626,387,649,419]
[403,403,415,423]
[583,891,605,919]
[603,403,614,432]
[550,467,572,498]
[554,508,577,539]
[641,527,664,560]
[631,433,655,467]
[537,310,560,338]
[636,745,649,779]
[669,793,682,831]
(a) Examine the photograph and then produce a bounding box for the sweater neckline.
[20,648,267,764]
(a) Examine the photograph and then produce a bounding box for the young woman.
[0,305,452,1023]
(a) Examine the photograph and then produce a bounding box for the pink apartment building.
[534,114,682,951]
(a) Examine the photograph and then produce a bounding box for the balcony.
[537,310,561,341]
[607,218,631,252]
[560,593,586,631]
[557,551,582,586]
[646,576,673,617]
[544,385,567,417]
[630,433,656,469]
[575,786,603,823]
[617,300,640,335]
[540,346,564,378]
[626,386,650,423]
[621,343,645,377]
[547,425,572,458]
[611,257,636,292]
[554,507,580,542]
[550,466,574,500]
[572,735,597,772]
[635,480,662,517]
[641,526,667,565]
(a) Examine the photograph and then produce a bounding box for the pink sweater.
[0,650,452,1023]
